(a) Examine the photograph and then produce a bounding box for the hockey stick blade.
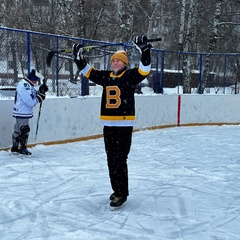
[46,49,72,67]
[46,51,55,67]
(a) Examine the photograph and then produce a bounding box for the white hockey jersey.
[13,78,39,118]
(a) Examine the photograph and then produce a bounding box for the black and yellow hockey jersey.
[81,57,151,126]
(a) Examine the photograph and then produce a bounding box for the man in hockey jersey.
[73,35,151,208]
[11,69,48,156]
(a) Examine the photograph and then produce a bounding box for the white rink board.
[1,94,240,149]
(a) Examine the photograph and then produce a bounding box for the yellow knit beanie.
[111,50,128,65]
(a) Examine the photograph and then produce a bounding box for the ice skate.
[10,146,20,155]
[110,196,127,210]
[19,148,32,156]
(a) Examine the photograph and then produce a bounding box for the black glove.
[134,35,152,66]
[39,83,48,94]
[134,35,148,47]
[36,92,46,103]
[134,35,152,54]
[72,43,87,70]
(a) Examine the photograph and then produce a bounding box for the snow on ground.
[1,125,240,240]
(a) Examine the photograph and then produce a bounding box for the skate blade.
[110,202,126,211]
[19,154,32,158]
[10,152,19,156]
[10,152,32,159]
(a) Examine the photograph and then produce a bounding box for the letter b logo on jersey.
[106,86,121,108]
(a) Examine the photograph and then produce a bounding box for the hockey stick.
[46,42,125,67]
[34,72,47,141]
[35,101,42,141]
[46,47,115,67]
[46,37,162,67]
[49,51,113,61]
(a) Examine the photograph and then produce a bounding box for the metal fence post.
[56,36,59,96]
[198,53,203,94]
[160,50,164,94]
[27,32,31,74]
[223,54,227,94]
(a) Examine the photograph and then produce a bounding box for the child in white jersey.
[11,69,47,155]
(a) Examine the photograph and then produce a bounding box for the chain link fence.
[0,27,240,98]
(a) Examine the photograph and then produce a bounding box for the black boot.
[11,133,20,153]
[11,146,20,153]
[19,125,31,155]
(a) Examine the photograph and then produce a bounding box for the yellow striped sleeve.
[138,62,151,76]
[81,64,93,78]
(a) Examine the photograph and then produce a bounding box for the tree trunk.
[198,0,222,94]
[180,0,198,93]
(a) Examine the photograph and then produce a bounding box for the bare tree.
[178,0,199,93]
[1,0,240,95]
[198,0,223,94]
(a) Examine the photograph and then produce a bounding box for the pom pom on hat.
[111,50,128,65]
[27,69,39,81]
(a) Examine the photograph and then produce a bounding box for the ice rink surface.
[1,125,240,240]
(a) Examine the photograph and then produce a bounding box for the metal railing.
[0,27,240,98]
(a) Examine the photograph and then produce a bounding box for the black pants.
[103,126,133,198]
